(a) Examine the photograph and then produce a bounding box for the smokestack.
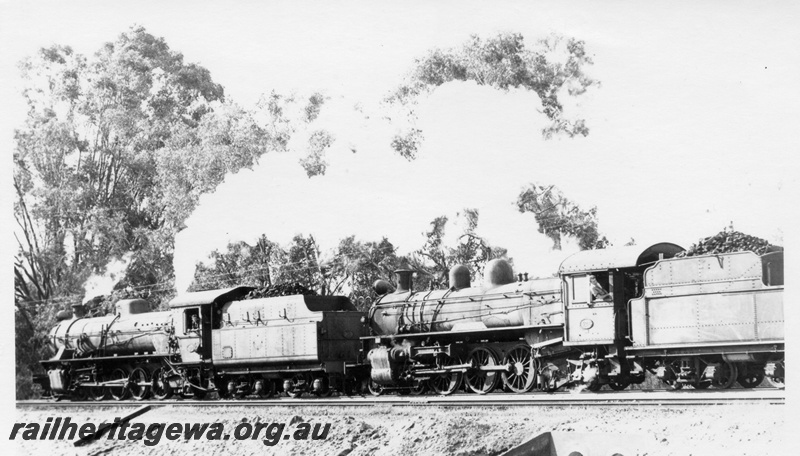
[394,268,414,293]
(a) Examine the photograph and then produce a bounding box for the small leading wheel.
[129,367,151,401]
[465,347,500,395]
[428,354,464,396]
[712,362,738,389]
[501,345,536,393]
[151,367,173,400]
[109,368,131,401]
[87,387,108,401]
[409,379,428,396]
[737,365,765,389]
[367,380,384,397]
[71,388,88,402]
[87,375,109,401]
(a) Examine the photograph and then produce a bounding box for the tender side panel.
[754,288,784,340]
[212,323,319,365]
[630,252,784,349]
[649,294,754,344]
[644,252,765,298]
[632,288,783,347]
[221,295,320,324]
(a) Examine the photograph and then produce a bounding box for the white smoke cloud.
[82,252,135,303]
[173,81,584,293]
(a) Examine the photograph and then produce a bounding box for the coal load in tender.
[675,229,783,258]
[244,282,318,299]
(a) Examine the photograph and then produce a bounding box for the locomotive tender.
[38,243,784,400]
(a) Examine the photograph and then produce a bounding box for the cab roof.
[558,243,684,274]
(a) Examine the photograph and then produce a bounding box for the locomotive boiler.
[48,299,173,358]
[44,299,176,399]
[365,259,569,395]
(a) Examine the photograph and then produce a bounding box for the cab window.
[589,273,613,302]
[571,275,590,303]
[184,308,200,335]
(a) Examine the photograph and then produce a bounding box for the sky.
[3,2,797,247]
[2,0,799,422]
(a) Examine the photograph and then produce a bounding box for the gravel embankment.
[11,403,784,456]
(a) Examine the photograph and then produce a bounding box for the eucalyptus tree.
[12,27,275,397]
[516,183,608,250]
[388,33,598,158]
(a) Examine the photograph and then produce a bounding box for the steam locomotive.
[37,242,784,400]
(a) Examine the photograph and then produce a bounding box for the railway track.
[17,388,784,408]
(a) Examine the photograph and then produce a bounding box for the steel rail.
[16,389,785,408]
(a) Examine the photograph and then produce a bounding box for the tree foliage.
[156,103,275,228]
[516,183,608,250]
[327,237,401,309]
[299,130,335,177]
[387,33,597,158]
[14,26,226,302]
[190,235,400,312]
[408,209,508,290]
[188,219,506,313]
[12,27,289,397]
[304,92,327,122]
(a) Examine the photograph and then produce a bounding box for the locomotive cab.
[558,243,684,389]
[559,243,684,347]
[169,286,254,364]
